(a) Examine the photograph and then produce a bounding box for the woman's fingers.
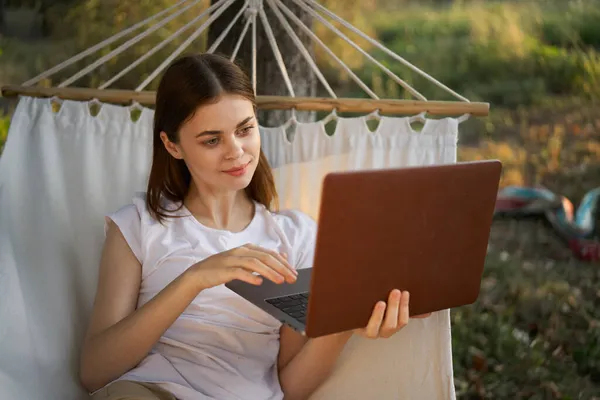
[241,244,298,283]
[237,256,287,284]
[378,290,411,338]
[247,244,295,269]
[229,267,264,286]
[398,291,410,328]
[224,244,297,284]
[379,289,401,338]
[364,301,386,339]
[364,290,411,339]
[221,252,283,284]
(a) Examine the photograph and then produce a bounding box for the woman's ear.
[160,131,184,160]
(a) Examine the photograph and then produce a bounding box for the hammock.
[0,1,489,399]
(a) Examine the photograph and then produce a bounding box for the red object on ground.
[568,239,600,262]
[495,197,530,211]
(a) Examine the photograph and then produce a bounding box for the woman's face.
[161,94,261,195]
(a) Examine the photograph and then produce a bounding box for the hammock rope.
[2,0,490,117]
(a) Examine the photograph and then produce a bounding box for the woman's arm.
[278,326,352,400]
[79,221,202,392]
[80,222,296,392]
[277,289,428,400]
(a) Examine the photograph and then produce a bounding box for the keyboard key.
[266,292,310,323]
[282,305,303,313]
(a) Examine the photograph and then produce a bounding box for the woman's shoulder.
[111,191,146,212]
[105,192,184,262]
[108,192,150,224]
[109,192,182,225]
[104,193,150,263]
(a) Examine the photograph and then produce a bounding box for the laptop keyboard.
[266,292,309,324]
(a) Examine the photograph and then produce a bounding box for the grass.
[449,96,600,398]
[452,250,600,399]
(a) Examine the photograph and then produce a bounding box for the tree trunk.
[207,0,316,127]
[0,0,5,34]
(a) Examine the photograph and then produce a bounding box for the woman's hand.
[189,243,298,291]
[354,290,431,339]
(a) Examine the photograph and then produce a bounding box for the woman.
[80,53,429,400]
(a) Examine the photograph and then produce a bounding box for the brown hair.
[146,53,278,223]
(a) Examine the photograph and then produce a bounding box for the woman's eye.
[204,137,219,146]
[239,126,254,135]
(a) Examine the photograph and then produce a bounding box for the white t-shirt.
[102,193,317,400]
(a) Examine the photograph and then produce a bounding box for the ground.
[451,99,600,399]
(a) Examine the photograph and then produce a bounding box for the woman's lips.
[223,162,250,177]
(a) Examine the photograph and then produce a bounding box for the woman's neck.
[184,184,255,232]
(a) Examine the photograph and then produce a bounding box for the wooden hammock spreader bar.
[1,85,489,116]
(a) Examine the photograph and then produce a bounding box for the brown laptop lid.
[305,160,502,337]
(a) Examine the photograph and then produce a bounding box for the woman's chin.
[217,162,257,191]
[231,180,253,191]
[220,174,254,191]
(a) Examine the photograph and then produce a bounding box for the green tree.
[46,0,211,90]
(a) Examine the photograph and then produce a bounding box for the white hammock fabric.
[0,96,458,400]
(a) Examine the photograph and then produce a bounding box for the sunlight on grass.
[452,251,600,398]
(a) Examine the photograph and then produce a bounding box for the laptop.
[226,160,502,338]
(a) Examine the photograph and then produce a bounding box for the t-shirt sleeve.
[276,210,317,270]
[104,200,144,263]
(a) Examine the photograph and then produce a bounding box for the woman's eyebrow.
[196,116,254,137]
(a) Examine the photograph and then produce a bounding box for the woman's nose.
[224,138,244,159]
